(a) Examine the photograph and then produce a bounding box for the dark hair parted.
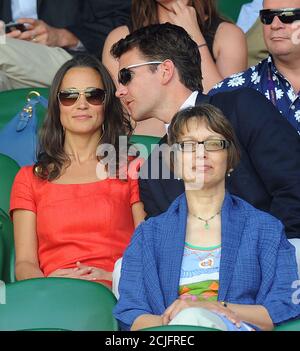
[131,0,225,36]
[111,23,203,92]
[34,54,131,181]
[168,104,240,172]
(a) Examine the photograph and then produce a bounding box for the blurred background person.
[210,0,300,135]
[0,0,131,90]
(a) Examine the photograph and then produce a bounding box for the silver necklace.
[190,210,221,230]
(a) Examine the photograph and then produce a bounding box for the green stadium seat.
[0,277,118,331]
[0,153,20,215]
[273,319,300,331]
[0,209,15,283]
[130,134,160,160]
[0,229,4,281]
[217,0,251,22]
[140,324,220,331]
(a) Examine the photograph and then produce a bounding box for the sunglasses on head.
[118,61,163,85]
[58,88,106,106]
[260,8,300,25]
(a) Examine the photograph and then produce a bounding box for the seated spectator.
[210,0,300,134]
[10,54,145,288]
[111,23,300,249]
[0,0,131,91]
[102,0,247,136]
[114,105,300,331]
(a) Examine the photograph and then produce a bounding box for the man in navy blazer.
[111,23,300,246]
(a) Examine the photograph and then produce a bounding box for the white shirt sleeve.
[236,0,263,33]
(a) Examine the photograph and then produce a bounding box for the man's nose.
[115,84,128,98]
[270,15,285,28]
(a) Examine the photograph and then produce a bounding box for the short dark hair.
[35,54,131,181]
[168,104,240,172]
[111,23,203,92]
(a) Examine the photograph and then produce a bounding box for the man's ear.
[160,60,175,85]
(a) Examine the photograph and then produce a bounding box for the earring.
[227,168,234,177]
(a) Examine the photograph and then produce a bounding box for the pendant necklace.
[190,210,221,230]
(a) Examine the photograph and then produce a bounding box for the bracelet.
[220,301,228,307]
[197,43,207,48]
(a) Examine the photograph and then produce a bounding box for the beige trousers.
[0,37,72,91]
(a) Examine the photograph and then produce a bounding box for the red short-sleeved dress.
[10,166,140,279]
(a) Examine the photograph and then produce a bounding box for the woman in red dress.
[10,54,145,288]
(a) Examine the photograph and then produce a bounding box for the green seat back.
[0,229,4,281]
[217,0,251,22]
[0,277,118,331]
[0,87,49,131]
[0,209,15,283]
[130,135,160,160]
[0,153,20,215]
[140,324,220,331]
[273,319,300,331]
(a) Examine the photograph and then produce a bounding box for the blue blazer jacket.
[114,193,300,331]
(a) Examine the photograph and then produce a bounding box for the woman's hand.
[48,262,112,282]
[162,298,242,327]
[166,1,205,44]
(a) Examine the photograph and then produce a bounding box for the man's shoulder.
[207,87,269,108]
[209,58,269,95]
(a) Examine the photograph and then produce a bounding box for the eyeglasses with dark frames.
[118,61,163,85]
[58,87,106,106]
[260,8,300,25]
[176,139,230,152]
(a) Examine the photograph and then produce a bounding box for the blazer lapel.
[218,193,245,301]
[158,134,185,202]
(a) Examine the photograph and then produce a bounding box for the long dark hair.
[131,0,226,35]
[34,54,131,181]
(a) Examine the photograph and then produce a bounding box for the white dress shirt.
[165,91,199,133]
[11,0,38,21]
[236,0,263,33]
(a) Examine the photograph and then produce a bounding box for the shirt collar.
[165,91,199,132]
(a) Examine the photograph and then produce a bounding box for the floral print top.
[209,55,300,135]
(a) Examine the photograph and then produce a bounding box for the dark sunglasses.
[118,61,163,85]
[58,88,106,106]
[260,8,300,25]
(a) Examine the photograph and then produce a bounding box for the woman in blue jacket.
[114,104,300,331]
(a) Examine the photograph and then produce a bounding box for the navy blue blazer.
[139,88,300,239]
[114,193,300,331]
